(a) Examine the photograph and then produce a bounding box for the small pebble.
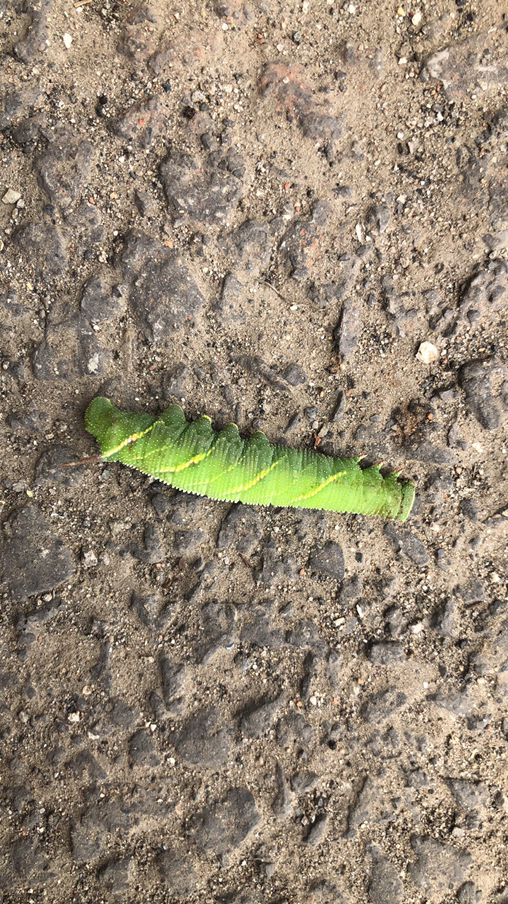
[63,33,72,49]
[2,188,22,204]
[81,549,98,568]
[416,341,439,365]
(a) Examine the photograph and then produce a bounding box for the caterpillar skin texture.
[85,398,415,521]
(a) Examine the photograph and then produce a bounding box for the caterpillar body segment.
[85,397,415,521]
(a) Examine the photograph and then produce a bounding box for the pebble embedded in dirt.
[116,229,206,342]
[259,62,343,159]
[109,96,168,148]
[160,147,245,227]
[278,201,333,277]
[309,540,345,580]
[188,787,260,856]
[34,127,94,210]
[79,274,124,322]
[408,835,473,895]
[368,849,404,904]
[13,220,69,278]
[0,504,75,602]
[459,358,508,430]
[334,296,362,361]
[155,849,197,896]
[168,706,234,767]
[423,27,508,103]
[224,218,273,277]
[458,259,508,324]
[384,525,429,566]
[33,313,111,380]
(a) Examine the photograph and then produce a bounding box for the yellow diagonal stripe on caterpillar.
[288,470,348,504]
[103,425,156,458]
[161,451,209,473]
[224,459,281,496]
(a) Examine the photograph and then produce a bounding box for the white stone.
[416,341,439,365]
[2,188,21,204]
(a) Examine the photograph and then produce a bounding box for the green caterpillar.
[85,397,415,520]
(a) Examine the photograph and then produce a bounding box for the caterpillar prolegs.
[85,397,415,521]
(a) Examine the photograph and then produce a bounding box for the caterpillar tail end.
[396,480,416,522]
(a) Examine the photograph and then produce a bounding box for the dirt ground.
[1,0,507,901]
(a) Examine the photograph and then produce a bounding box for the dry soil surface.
[1,0,508,902]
